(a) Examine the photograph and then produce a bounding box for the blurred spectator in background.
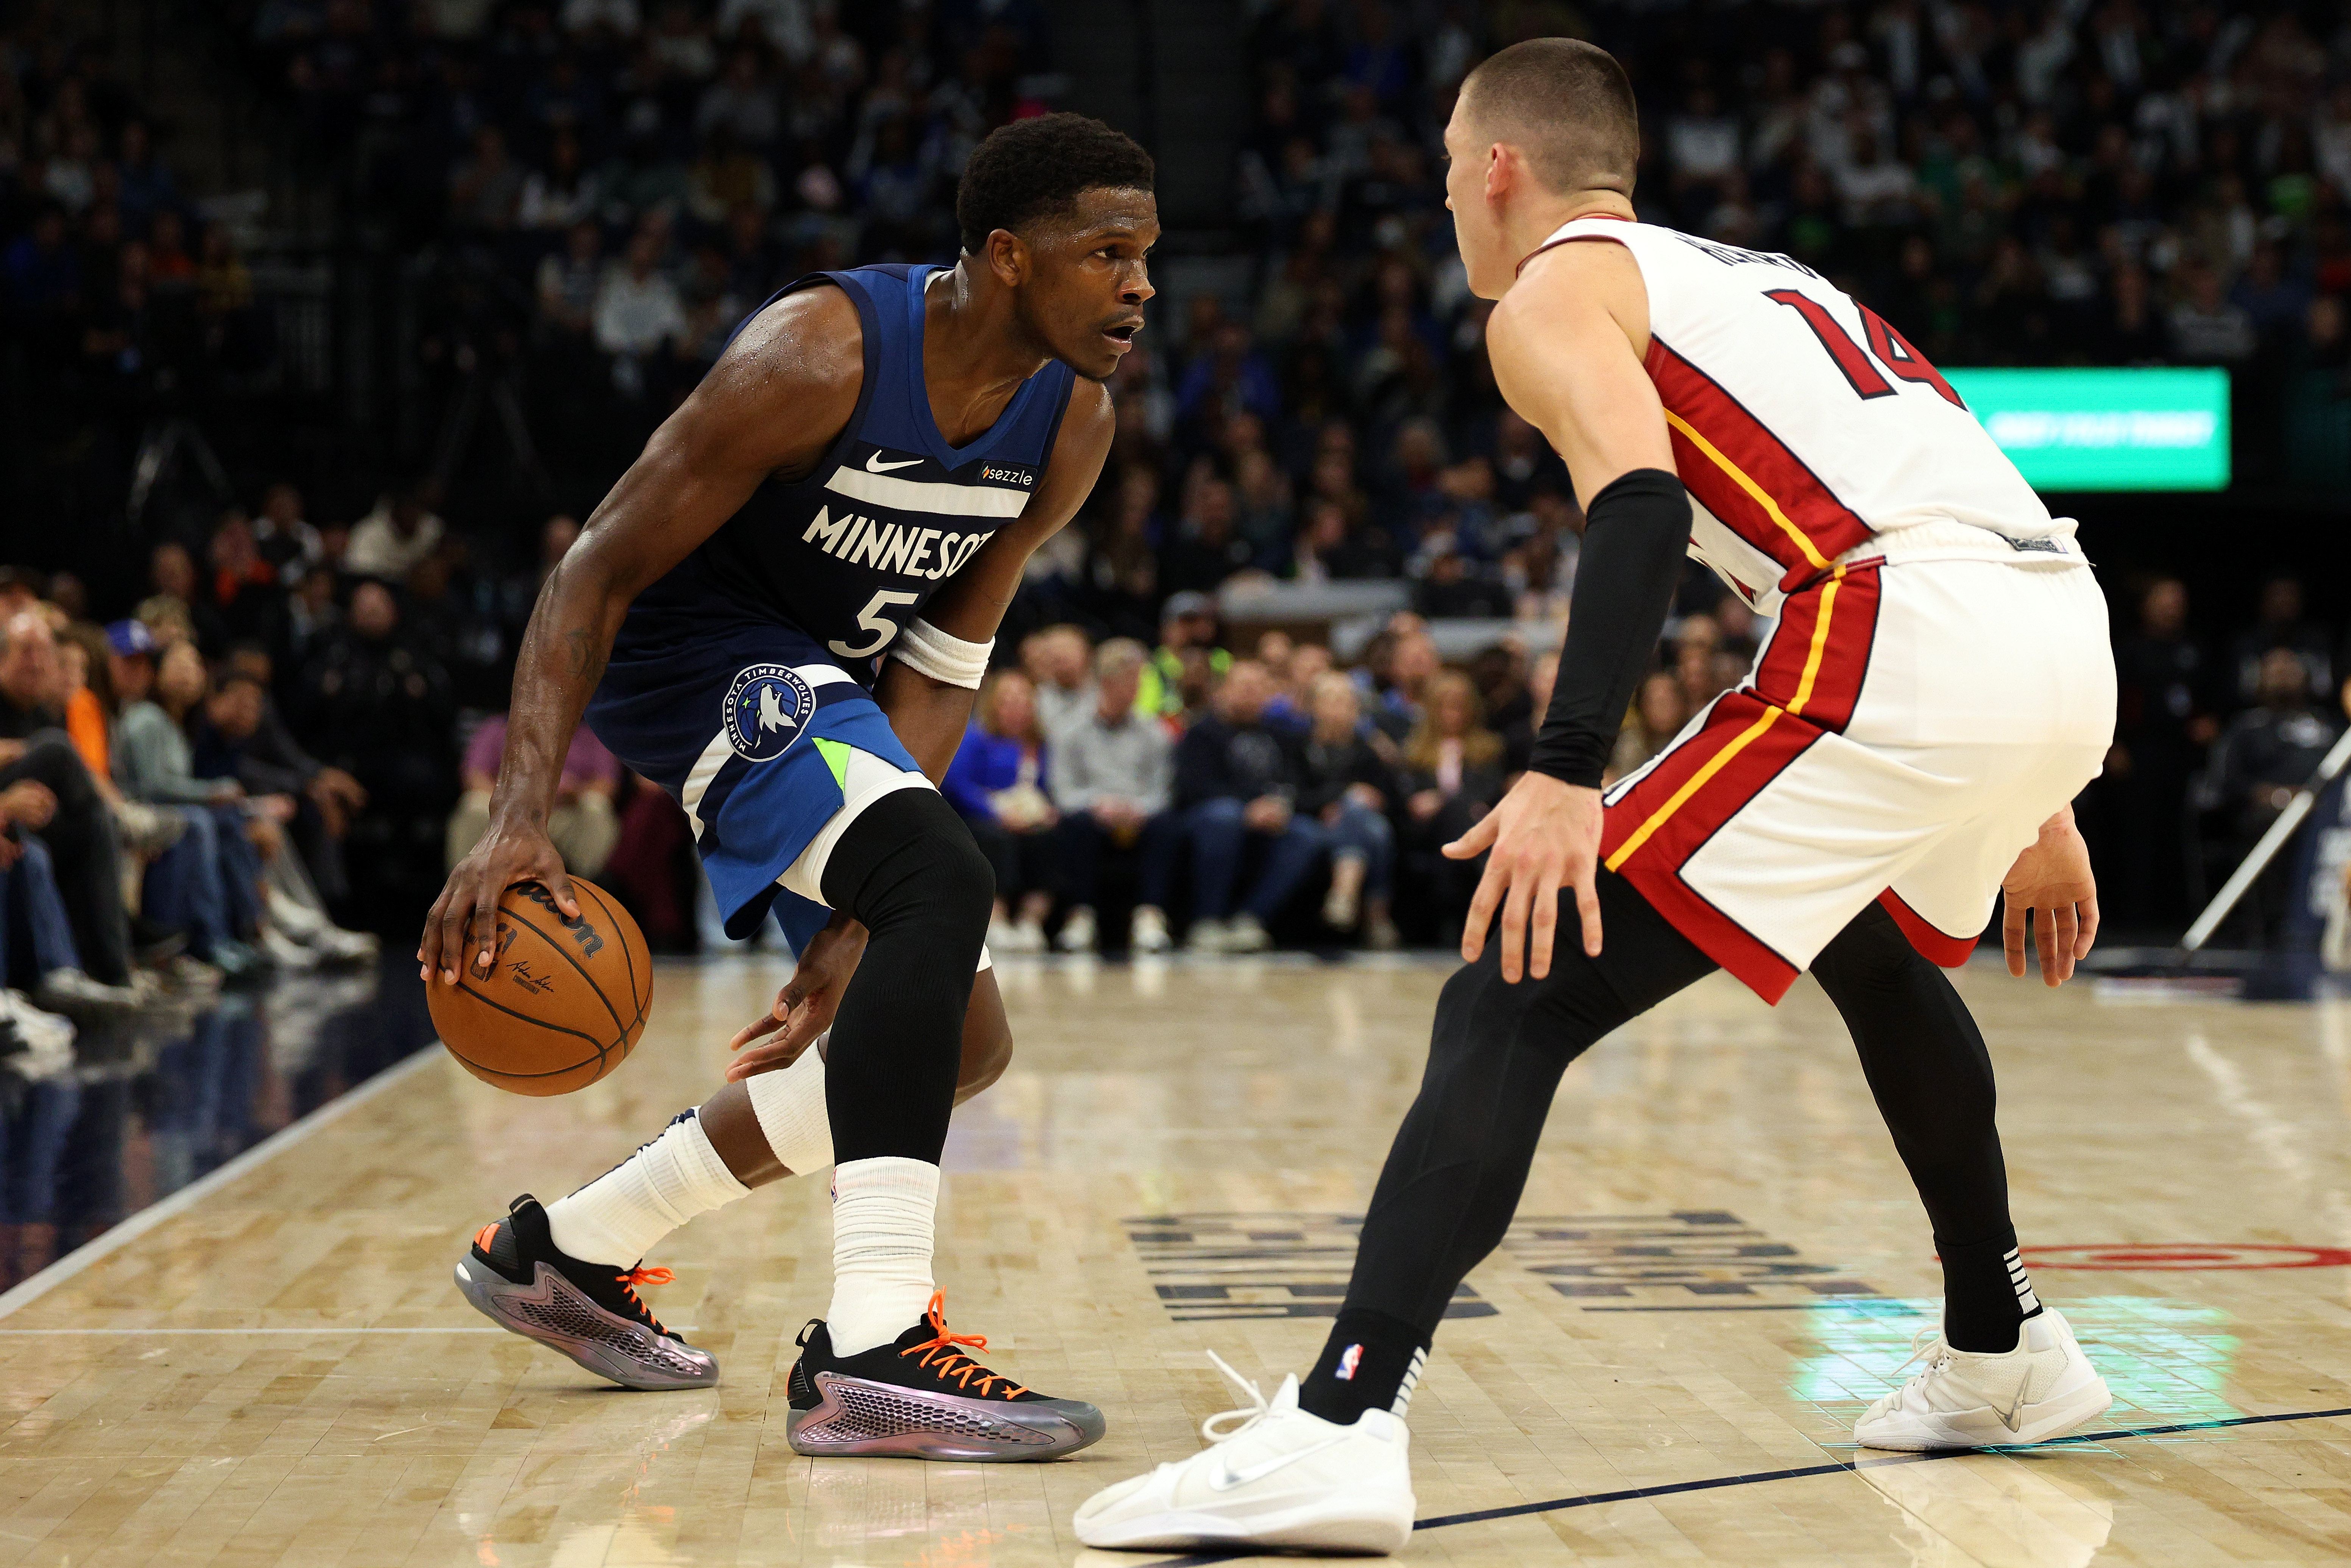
[945,671,1059,954]
[1608,671,1691,786]
[1296,672,1399,948]
[2227,576,2334,707]
[1023,625,1096,740]
[447,714,618,879]
[1138,592,1226,718]
[1399,669,1507,943]
[345,491,446,582]
[0,611,137,995]
[2202,647,2342,942]
[1160,659,1320,954]
[1049,639,1174,954]
[2109,578,2223,930]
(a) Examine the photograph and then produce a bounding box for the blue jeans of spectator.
[0,835,84,988]
[1173,798,1329,923]
[145,805,259,958]
[1323,800,1395,901]
[1060,809,1183,910]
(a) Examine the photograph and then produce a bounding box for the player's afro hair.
[956,113,1155,255]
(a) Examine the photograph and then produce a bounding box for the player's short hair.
[1461,38,1640,197]
[956,112,1155,255]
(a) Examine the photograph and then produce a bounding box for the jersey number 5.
[1764,290,1966,410]
[829,589,922,660]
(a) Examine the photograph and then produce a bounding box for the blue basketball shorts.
[585,620,930,951]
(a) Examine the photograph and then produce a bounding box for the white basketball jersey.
[1533,217,2071,615]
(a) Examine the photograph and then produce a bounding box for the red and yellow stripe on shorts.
[1599,559,1885,1001]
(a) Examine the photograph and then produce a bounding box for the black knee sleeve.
[819,788,994,1164]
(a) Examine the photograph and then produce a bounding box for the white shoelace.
[1198,1350,1272,1444]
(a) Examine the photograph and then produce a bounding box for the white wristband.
[886,617,994,689]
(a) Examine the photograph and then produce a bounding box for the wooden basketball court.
[1,953,2346,1565]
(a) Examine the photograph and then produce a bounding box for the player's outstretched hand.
[1446,771,1605,983]
[2000,806,2099,987]
[420,817,574,986]
[728,913,869,1080]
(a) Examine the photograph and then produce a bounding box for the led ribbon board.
[1944,367,2231,491]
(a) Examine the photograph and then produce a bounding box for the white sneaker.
[0,990,76,1081]
[1131,905,1172,954]
[1073,1353,1415,1554]
[309,924,380,964]
[987,914,1038,954]
[260,926,321,971]
[1055,906,1097,953]
[266,887,326,940]
[1223,913,1270,953]
[1186,916,1229,953]
[1854,1308,2112,1450]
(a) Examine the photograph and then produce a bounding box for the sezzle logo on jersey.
[722,662,817,762]
[800,506,994,582]
[980,463,1034,487]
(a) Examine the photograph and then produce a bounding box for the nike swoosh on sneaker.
[1207,1434,1355,1492]
[866,452,924,472]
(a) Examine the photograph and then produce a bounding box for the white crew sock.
[544,1111,751,1266]
[826,1156,940,1355]
[746,1031,834,1175]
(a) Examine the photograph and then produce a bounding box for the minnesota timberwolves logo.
[722,663,816,761]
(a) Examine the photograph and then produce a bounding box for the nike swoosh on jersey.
[1207,1434,1354,1492]
[865,452,924,473]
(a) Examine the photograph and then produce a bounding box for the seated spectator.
[346,490,446,581]
[207,642,368,905]
[1263,641,1333,733]
[1153,658,1323,953]
[1400,669,1508,943]
[1022,624,1095,740]
[446,714,620,880]
[1049,639,1175,954]
[252,482,325,583]
[1608,671,1689,786]
[113,635,266,975]
[205,510,286,652]
[0,610,137,993]
[1296,673,1400,947]
[944,671,1059,953]
[192,671,376,963]
[1137,591,1228,719]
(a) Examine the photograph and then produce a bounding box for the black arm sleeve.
[1524,467,1694,789]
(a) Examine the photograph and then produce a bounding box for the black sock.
[1298,1309,1429,1424]
[1939,1231,2041,1351]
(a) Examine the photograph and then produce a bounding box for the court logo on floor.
[1124,1213,1495,1322]
[2020,1243,2351,1270]
[1505,1211,1884,1310]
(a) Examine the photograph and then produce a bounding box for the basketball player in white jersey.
[1076,39,2118,1553]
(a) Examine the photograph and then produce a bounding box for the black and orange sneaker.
[786,1291,1105,1460]
[454,1194,718,1391]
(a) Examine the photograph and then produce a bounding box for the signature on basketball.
[507,960,556,997]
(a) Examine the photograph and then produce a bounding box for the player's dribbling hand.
[1446,771,1604,983]
[419,816,574,985]
[727,914,868,1080]
[2000,806,2099,987]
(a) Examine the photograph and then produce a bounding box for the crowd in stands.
[9,0,2351,1005]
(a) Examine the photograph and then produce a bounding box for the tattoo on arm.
[563,627,607,683]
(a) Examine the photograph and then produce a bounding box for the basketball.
[428,878,652,1097]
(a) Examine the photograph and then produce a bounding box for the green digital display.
[1944,367,2231,492]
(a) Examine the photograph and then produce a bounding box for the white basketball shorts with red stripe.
[1602,522,2117,1003]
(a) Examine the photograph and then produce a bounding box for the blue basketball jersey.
[614,264,1077,677]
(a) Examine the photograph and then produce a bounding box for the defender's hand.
[419,817,574,984]
[1446,771,1603,983]
[728,915,869,1080]
[2001,807,2098,986]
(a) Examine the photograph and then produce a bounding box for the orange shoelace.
[899,1290,1028,1398]
[616,1264,675,1332]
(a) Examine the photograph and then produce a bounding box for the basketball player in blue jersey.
[417,114,1155,1460]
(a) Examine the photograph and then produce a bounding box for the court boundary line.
[1134,1404,2351,1566]
[0,1046,441,1322]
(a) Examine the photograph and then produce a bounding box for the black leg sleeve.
[1810,903,2029,1350]
[1303,871,1716,1423]
[817,788,995,1165]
